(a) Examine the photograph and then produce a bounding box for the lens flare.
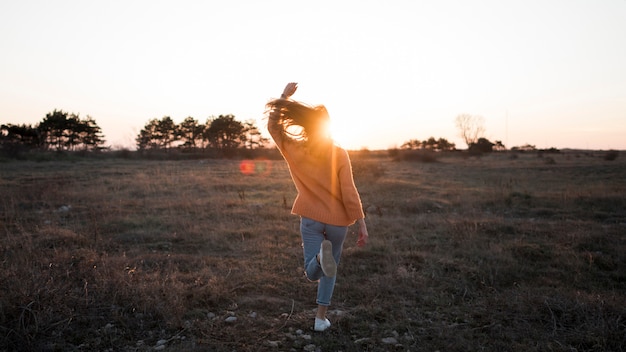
[239,159,272,176]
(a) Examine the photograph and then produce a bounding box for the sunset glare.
[329,118,357,150]
[1,0,625,151]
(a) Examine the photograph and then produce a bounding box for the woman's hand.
[356,218,368,247]
[281,82,298,99]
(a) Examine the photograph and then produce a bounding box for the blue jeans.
[300,217,348,306]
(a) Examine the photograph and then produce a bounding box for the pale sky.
[1,0,625,150]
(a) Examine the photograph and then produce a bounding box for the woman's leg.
[300,217,348,306]
[301,217,325,281]
[315,222,347,306]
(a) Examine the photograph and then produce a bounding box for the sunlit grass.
[1,152,624,351]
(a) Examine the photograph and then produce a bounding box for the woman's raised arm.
[280,82,298,99]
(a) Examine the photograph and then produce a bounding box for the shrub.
[393,149,439,163]
[604,150,618,161]
[544,156,556,165]
[351,159,385,183]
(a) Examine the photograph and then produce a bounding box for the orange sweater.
[268,117,365,226]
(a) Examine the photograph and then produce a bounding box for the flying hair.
[266,99,331,145]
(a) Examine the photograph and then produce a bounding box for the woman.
[266,82,369,332]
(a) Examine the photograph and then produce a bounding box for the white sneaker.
[314,317,331,332]
[319,240,336,277]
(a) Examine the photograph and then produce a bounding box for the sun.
[329,119,355,149]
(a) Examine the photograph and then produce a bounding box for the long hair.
[266,99,331,146]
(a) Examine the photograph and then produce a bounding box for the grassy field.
[0,151,624,351]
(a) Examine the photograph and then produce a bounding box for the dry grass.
[0,151,624,351]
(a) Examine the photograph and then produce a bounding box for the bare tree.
[455,114,485,148]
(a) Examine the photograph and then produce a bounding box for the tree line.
[1,110,105,152]
[3,110,544,159]
[1,110,268,156]
[135,115,267,151]
[396,114,509,155]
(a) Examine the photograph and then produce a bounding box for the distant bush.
[110,148,134,159]
[539,147,560,154]
[544,156,556,165]
[538,148,560,159]
[351,159,385,183]
[511,144,536,152]
[387,147,400,159]
[392,149,439,163]
[604,150,619,161]
[468,138,495,155]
